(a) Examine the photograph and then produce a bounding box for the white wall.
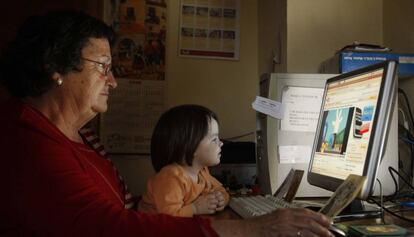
[286,0,383,73]
[258,0,287,74]
[166,1,258,141]
[383,0,414,53]
[112,0,259,196]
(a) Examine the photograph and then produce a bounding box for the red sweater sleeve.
[0,100,219,237]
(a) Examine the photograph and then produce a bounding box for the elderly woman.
[0,10,333,237]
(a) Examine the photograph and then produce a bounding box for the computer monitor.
[210,141,257,190]
[256,73,338,197]
[308,61,398,201]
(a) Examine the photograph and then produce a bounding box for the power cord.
[398,124,414,181]
[399,108,410,131]
[368,166,414,204]
[369,197,414,224]
[388,167,414,194]
[375,178,385,224]
[398,88,414,130]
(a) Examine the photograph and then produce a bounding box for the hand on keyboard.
[211,207,334,237]
[246,208,334,237]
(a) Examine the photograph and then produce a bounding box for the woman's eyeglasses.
[82,57,112,76]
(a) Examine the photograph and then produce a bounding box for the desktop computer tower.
[256,73,398,197]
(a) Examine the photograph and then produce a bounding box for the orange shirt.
[139,163,229,217]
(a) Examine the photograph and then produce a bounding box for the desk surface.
[209,204,414,236]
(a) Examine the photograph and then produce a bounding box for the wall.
[257,0,287,75]
[4,1,412,196]
[383,0,414,116]
[106,0,414,196]
[383,0,414,53]
[383,0,414,186]
[113,0,259,195]
[115,0,414,195]
[0,0,102,54]
[166,1,258,141]
[286,0,383,73]
[0,0,260,197]
[385,0,414,134]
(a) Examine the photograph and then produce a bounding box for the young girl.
[139,105,229,217]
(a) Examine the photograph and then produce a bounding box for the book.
[273,169,304,202]
[319,174,366,218]
[348,224,407,236]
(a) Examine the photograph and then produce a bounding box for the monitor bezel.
[307,61,398,199]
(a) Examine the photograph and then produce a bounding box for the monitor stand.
[334,200,382,222]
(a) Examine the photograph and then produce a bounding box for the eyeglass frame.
[81,57,112,76]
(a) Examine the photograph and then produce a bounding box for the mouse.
[329,224,346,237]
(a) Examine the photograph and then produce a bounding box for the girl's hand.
[214,191,226,211]
[192,192,218,215]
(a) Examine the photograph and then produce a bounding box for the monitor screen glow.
[308,61,398,199]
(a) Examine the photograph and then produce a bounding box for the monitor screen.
[308,61,398,199]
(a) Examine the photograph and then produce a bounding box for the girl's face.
[192,118,223,168]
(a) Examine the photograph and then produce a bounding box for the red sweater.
[0,98,218,237]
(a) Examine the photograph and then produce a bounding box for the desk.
[209,204,414,236]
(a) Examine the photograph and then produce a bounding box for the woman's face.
[61,38,117,116]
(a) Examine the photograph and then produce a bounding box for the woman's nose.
[107,72,117,89]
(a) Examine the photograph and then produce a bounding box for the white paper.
[281,87,324,132]
[251,96,284,119]
[278,145,312,164]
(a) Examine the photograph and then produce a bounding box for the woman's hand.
[211,208,334,237]
[249,208,334,237]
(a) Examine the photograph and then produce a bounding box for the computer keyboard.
[229,195,299,219]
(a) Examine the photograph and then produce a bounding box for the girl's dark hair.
[151,105,218,172]
[0,10,115,97]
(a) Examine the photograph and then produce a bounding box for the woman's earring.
[56,78,63,86]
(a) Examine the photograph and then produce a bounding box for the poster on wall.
[100,79,165,154]
[100,0,167,154]
[178,0,240,60]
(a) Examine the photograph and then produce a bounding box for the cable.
[399,108,410,130]
[398,88,414,129]
[389,167,414,192]
[399,168,413,185]
[375,178,385,223]
[388,166,399,201]
[397,153,411,192]
[369,198,414,224]
[398,88,414,182]
[398,123,414,178]
[400,136,414,145]
[368,167,414,204]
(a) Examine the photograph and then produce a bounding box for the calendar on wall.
[100,79,165,154]
[100,0,167,154]
[178,0,240,60]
